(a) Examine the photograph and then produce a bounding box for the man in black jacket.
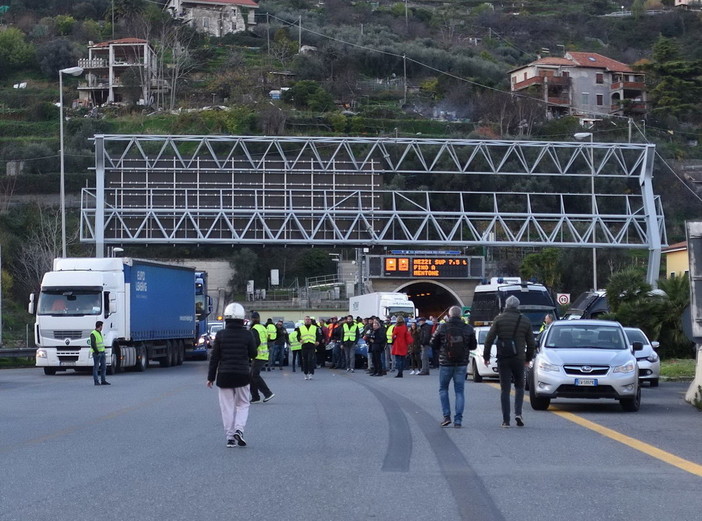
[207,302,257,447]
[431,306,477,428]
[483,295,536,428]
[417,317,433,375]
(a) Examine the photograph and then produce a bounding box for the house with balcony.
[509,52,646,119]
[165,0,258,37]
[77,38,168,107]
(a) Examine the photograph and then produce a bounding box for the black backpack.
[445,323,467,363]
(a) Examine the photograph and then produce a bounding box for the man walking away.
[90,321,109,386]
[207,303,257,447]
[417,317,432,375]
[431,306,476,428]
[483,296,535,428]
[249,312,275,403]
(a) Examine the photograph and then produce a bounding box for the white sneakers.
[304,374,313,380]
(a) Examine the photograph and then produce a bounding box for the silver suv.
[529,320,643,412]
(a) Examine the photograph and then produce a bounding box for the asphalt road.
[1,363,700,521]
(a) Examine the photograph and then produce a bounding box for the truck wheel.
[43,367,57,375]
[135,345,148,372]
[107,348,121,375]
[160,342,173,367]
[176,341,184,365]
[472,360,483,383]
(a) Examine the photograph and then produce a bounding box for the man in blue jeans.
[430,306,476,428]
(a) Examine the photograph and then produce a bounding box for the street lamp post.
[574,132,597,291]
[58,66,83,258]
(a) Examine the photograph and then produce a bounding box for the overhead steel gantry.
[82,135,666,284]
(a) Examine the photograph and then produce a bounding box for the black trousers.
[250,359,272,401]
[301,345,316,375]
[371,349,383,374]
[497,357,525,423]
[291,350,302,371]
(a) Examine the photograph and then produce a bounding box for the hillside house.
[165,0,258,37]
[509,52,646,119]
[675,0,702,9]
[76,38,167,107]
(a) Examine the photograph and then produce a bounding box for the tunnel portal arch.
[395,280,464,319]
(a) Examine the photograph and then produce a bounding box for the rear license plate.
[575,378,597,386]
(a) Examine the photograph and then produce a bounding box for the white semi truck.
[349,292,416,319]
[30,257,204,375]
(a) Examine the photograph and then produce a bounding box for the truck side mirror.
[28,293,35,314]
[104,291,116,318]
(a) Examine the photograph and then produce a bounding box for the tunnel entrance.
[397,281,463,319]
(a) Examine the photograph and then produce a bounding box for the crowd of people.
[206,300,537,447]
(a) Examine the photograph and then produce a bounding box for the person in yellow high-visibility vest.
[340,315,360,373]
[299,315,322,380]
[90,321,109,386]
[249,312,275,403]
[289,327,302,372]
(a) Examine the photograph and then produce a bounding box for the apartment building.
[509,52,646,118]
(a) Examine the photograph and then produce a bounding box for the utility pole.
[628,117,632,143]
[266,12,270,56]
[402,54,407,106]
[298,15,302,53]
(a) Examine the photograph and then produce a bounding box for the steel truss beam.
[82,135,666,283]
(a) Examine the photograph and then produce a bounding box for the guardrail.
[0,348,36,359]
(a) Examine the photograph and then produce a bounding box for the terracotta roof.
[92,38,148,47]
[662,241,687,253]
[180,0,259,7]
[511,53,634,74]
[566,52,633,73]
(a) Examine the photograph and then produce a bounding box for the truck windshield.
[38,290,102,316]
[388,306,415,318]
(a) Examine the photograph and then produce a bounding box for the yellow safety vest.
[386,324,395,344]
[299,324,317,345]
[289,330,301,351]
[90,329,105,352]
[252,324,269,361]
[266,323,277,341]
[342,323,356,342]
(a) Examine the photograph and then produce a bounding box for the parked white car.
[467,327,498,382]
[623,327,661,387]
[528,320,643,411]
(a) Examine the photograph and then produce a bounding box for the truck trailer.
[349,292,416,320]
[30,257,203,375]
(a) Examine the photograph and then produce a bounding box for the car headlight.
[646,352,659,362]
[36,349,47,359]
[538,360,560,372]
[613,362,636,374]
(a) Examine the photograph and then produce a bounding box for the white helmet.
[223,302,245,320]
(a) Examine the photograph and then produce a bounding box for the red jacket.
[391,323,413,356]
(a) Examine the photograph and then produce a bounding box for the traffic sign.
[556,293,570,306]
